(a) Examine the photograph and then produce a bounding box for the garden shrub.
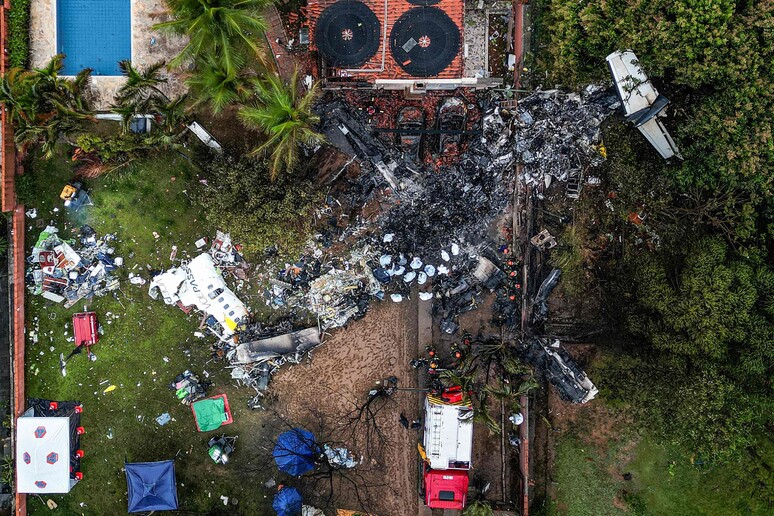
[8,0,30,69]
[190,154,320,259]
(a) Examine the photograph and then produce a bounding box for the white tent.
[16,417,73,494]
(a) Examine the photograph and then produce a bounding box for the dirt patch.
[547,345,630,450]
[270,298,423,514]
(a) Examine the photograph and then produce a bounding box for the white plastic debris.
[410,257,423,269]
[403,271,416,283]
[398,254,407,266]
[419,292,434,301]
[451,243,460,256]
[129,276,146,285]
[195,237,207,249]
[424,265,436,277]
[417,272,427,285]
[25,209,37,218]
[390,293,403,302]
[379,254,392,267]
[438,264,450,275]
[383,233,395,243]
[441,250,450,261]
[389,265,405,276]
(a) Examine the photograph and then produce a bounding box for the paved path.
[263,6,296,81]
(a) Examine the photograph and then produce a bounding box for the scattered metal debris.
[531,229,557,250]
[522,338,598,404]
[531,268,561,326]
[26,225,122,308]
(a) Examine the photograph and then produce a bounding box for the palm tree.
[185,55,252,114]
[155,0,270,77]
[239,69,324,179]
[116,60,168,106]
[113,60,172,132]
[462,500,494,516]
[154,95,190,135]
[484,377,537,411]
[475,339,528,378]
[0,54,93,158]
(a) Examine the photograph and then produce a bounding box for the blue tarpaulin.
[125,460,179,512]
[273,428,318,476]
[273,486,303,516]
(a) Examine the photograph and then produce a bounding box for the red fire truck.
[421,386,474,510]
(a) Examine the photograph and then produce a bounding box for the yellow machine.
[59,183,79,202]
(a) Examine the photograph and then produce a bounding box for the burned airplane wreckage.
[273,87,618,329]
[243,88,610,398]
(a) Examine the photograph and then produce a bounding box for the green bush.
[14,172,35,206]
[8,0,31,69]
[550,225,587,298]
[189,154,320,259]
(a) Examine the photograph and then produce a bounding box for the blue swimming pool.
[57,0,131,75]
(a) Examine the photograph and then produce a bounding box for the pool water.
[57,0,131,75]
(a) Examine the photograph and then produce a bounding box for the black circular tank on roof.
[406,0,441,5]
[315,0,381,68]
[390,7,460,77]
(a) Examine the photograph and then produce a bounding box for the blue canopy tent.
[125,460,179,512]
[273,428,318,476]
[273,486,303,516]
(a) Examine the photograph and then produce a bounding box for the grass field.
[23,151,277,514]
[549,404,774,516]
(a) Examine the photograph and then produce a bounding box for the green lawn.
[549,415,773,516]
[23,151,275,514]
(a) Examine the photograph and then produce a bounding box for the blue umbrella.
[273,428,318,476]
[273,486,303,516]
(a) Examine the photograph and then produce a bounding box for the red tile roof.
[308,0,465,80]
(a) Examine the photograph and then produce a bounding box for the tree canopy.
[610,237,774,460]
[239,70,325,179]
[189,154,320,257]
[0,54,93,158]
[155,0,270,77]
[538,0,773,245]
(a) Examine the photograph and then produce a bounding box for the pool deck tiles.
[30,0,187,109]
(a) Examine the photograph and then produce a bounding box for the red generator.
[72,312,99,348]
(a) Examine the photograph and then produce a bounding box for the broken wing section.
[606,50,682,160]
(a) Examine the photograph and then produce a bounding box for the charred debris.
[224,87,613,400]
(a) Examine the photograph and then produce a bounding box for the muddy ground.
[271,298,424,514]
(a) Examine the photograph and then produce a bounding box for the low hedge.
[8,0,31,69]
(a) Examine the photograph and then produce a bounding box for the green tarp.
[192,398,227,432]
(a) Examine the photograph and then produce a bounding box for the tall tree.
[155,0,270,77]
[238,69,324,179]
[115,60,168,108]
[185,54,252,114]
[0,54,93,158]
